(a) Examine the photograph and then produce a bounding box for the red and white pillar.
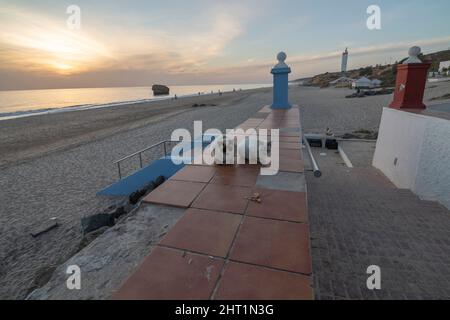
[389,46,431,110]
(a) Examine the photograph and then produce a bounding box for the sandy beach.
[1,82,449,299]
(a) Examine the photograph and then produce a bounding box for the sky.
[0,0,449,90]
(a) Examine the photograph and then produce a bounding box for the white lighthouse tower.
[341,48,349,74]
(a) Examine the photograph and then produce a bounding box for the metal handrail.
[303,137,322,178]
[114,140,178,180]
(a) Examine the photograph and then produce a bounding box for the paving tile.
[230,217,312,274]
[210,165,259,187]
[279,158,305,173]
[280,148,302,160]
[269,110,300,118]
[279,142,301,150]
[256,171,306,193]
[258,124,280,130]
[247,188,308,222]
[280,128,301,135]
[235,125,257,130]
[279,136,301,143]
[259,106,271,113]
[192,183,252,214]
[143,180,206,208]
[253,112,270,119]
[215,262,314,300]
[280,132,301,138]
[191,144,215,166]
[112,247,223,300]
[279,122,300,128]
[170,165,216,183]
[160,208,242,257]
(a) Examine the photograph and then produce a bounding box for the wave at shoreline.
[0,85,271,121]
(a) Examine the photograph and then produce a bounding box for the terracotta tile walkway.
[113,106,314,300]
[143,180,206,208]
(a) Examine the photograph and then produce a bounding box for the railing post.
[139,153,143,169]
[117,162,122,180]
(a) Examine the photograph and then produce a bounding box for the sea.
[0,83,271,121]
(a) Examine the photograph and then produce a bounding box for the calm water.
[0,84,270,120]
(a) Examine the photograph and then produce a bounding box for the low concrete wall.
[373,107,450,209]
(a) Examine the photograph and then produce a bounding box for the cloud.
[0,6,113,74]
[288,36,450,65]
[0,3,251,77]
[214,35,450,72]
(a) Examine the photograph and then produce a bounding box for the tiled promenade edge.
[112,106,315,300]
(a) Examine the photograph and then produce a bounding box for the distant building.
[329,76,354,87]
[352,77,373,89]
[439,61,450,72]
[439,61,450,75]
[371,79,382,87]
[341,48,349,73]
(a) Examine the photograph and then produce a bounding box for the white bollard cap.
[403,46,423,64]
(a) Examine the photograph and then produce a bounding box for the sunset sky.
[1,0,449,90]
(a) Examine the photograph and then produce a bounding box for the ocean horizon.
[0,83,271,120]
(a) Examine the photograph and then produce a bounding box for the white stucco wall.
[373,108,450,209]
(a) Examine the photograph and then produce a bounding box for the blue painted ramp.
[98,157,184,197]
[98,136,216,197]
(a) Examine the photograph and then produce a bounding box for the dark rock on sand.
[78,226,110,250]
[152,84,169,95]
[146,181,156,192]
[192,103,217,107]
[81,214,115,234]
[111,206,126,220]
[154,176,166,188]
[129,191,141,205]
[30,219,59,238]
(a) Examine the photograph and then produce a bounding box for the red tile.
[112,247,223,300]
[279,132,301,138]
[211,165,259,187]
[279,148,302,160]
[246,188,307,222]
[160,208,242,257]
[170,165,216,183]
[215,262,314,300]
[279,142,301,150]
[230,217,311,274]
[143,180,206,208]
[192,183,252,214]
[279,136,301,143]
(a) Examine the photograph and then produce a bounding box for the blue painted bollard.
[271,52,291,109]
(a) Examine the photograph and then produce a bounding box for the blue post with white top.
[271,52,291,109]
